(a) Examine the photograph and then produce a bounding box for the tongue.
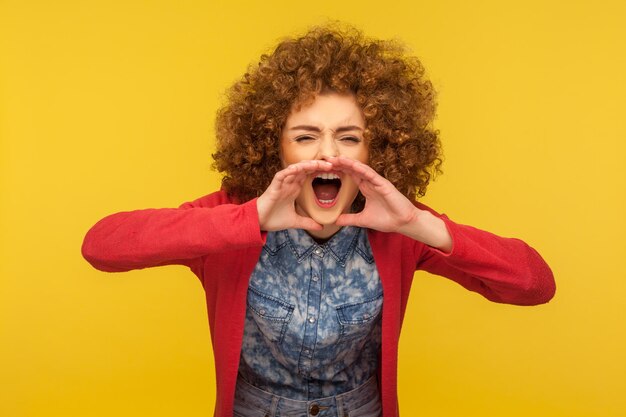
[313,183,339,201]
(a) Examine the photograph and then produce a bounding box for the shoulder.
[177,189,245,209]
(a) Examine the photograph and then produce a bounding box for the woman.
[82,25,555,417]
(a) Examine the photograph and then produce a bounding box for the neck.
[306,223,343,243]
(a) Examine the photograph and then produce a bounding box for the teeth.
[315,172,340,180]
[319,199,334,204]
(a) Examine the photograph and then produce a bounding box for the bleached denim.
[234,373,381,417]
[239,227,383,400]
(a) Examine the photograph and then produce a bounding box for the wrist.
[426,213,453,253]
[256,195,269,231]
[399,209,453,253]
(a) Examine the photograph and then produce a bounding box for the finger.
[275,160,333,184]
[289,162,321,182]
[282,168,303,185]
[293,159,333,171]
[274,162,309,184]
[301,160,333,175]
[294,216,324,231]
[284,171,310,188]
[330,157,386,185]
[335,213,365,228]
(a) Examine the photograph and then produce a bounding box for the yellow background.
[1,0,625,416]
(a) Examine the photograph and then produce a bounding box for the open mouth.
[312,172,342,207]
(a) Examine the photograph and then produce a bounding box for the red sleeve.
[414,203,556,306]
[81,192,266,273]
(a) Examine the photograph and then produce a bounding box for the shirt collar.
[267,227,374,266]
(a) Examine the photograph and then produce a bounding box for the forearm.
[416,215,556,305]
[397,208,453,253]
[82,198,265,272]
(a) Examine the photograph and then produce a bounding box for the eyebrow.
[288,125,363,133]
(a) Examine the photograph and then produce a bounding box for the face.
[280,93,369,233]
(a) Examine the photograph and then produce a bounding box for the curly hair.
[213,24,442,206]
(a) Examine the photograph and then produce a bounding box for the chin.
[308,208,343,226]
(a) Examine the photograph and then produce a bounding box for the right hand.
[256,160,333,232]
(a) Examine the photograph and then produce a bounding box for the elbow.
[485,265,556,306]
[81,235,102,270]
[81,233,107,271]
[524,279,556,305]
[81,229,127,273]
[513,268,557,306]
[510,245,557,306]
[538,270,557,304]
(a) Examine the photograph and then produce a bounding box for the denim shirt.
[238,226,383,400]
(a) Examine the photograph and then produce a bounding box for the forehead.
[284,93,365,128]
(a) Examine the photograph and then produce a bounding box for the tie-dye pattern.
[238,226,383,400]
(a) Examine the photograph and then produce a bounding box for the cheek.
[280,143,309,166]
[353,146,369,164]
[337,144,368,163]
[279,144,293,168]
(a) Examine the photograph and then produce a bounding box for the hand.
[330,156,453,251]
[330,156,418,232]
[256,160,333,232]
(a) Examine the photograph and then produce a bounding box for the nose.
[317,135,339,159]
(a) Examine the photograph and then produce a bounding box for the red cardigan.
[81,191,555,417]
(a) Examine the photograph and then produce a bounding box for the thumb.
[294,215,324,231]
[335,213,364,227]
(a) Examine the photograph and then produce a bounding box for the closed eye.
[294,135,316,143]
[340,136,362,144]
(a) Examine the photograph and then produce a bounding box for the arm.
[81,193,265,272]
[82,160,336,273]
[414,209,555,306]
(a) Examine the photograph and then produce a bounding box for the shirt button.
[312,275,319,282]
[303,349,310,355]
[314,247,322,255]
[308,316,316,323]
[259,308,266,315]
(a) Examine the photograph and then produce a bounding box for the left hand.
[329,156,453,252]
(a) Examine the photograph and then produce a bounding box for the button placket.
[298,254,323,376]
